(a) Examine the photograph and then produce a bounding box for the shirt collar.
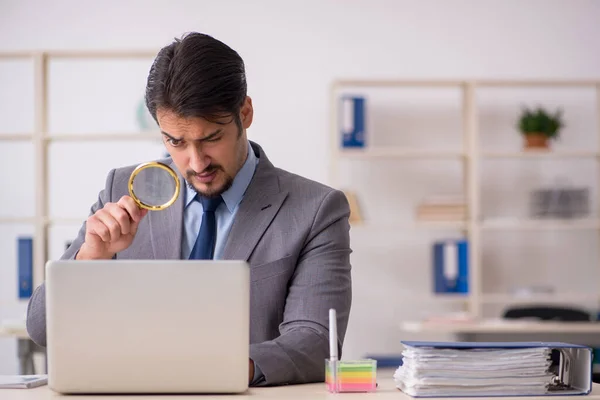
[184,141,258,213]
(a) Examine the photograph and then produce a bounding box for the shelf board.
[0,50,159,59]
[46,133,161,142]
[334,79,465,88]
[0,133,34,141]
[0,217,36,224]
[339,148,465,159]
[351,221,467,230]
[400,319,600,334]
[482,150,599,159]
[0,52,34,59]
[333,79,600,88]
[412,294,470,304]
[45,217,86,225]
[46,50,158,59]
[476,79,600,87]
[482,293,599,304]
[481,218,600,230]
[414,220,468,229]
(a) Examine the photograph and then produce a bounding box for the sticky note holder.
[325,359,377,393]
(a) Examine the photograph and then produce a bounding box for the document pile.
[393,341,592,397]
[0,375,47,389]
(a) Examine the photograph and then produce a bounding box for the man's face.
[157,97,254,198]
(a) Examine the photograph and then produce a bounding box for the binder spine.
[17,236,33,299]
[340,96,366,148]
[433,239,468,294]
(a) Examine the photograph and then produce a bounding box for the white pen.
[329,308,338,361]
[329,308,338,391]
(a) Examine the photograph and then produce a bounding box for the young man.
[26,32,352,386]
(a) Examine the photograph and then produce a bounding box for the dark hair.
[145,32,247,130]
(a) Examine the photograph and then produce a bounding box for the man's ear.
[241,96,253,129]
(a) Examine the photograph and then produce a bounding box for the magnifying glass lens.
[128,162,180,211]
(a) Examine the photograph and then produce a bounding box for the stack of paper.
[394,342,555,397]
[0,375,47,389]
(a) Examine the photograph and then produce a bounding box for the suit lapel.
[222,142,288,261]
[148,158,184,259]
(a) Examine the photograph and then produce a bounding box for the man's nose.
[188,147,210,172]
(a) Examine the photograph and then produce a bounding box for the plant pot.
[524,133,549,149]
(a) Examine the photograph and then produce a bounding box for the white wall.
[1,0,600,374]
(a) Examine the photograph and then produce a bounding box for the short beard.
[185,167,234,199]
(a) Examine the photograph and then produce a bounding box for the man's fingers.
[95,211,122,242]
[87,215,111,242]
[105,203,132,235]
[87,198,148,244]
[118,196,144,222]
[130,209,148,236]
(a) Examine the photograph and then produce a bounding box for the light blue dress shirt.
[181,141,265,384]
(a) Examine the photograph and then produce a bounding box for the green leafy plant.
[517,107,564,139]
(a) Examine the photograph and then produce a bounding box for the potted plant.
[517,107,564,149]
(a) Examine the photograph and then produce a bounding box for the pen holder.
[325,359,377,393]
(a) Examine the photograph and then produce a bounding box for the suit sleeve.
[249,189,352,385]
[25,169,116,347]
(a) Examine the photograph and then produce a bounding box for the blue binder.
[340,96,366,148]
[399,341,593,397]
[433,239,468,294]
[17,236,33,299]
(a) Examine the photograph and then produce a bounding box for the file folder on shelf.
[394,341,592,397]
[17,237,33,299]
[340,96,366,148]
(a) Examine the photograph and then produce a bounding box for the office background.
[1,0,600,374]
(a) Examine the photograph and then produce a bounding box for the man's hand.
[249,359,255,383]
[76,195,148,260]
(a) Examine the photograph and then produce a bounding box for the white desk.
[4,379,600,399]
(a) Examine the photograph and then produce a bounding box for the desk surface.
[4,379,600,399]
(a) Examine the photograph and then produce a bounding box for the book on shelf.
[393,341,592,397]
[343,190,363,224]
[416,196,467,221]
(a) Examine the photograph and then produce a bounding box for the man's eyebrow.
[161,129,223,142]
[199,129,223,141]
[161,131,180,141]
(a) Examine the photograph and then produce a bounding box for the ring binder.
[394,341,593,397]
[549,349,574,391]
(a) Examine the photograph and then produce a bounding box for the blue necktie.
[189,195,223,260]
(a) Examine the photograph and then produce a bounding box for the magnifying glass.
[128,161,181,211]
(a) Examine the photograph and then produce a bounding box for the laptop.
[44,259,250,394]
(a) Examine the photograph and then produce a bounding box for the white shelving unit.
[0,50,160,290]
[329,78,600,326]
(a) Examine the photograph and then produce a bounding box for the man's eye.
[205,135,221,142]
[167,138,182,147]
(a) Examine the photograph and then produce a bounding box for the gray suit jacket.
[26,141,352,386]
